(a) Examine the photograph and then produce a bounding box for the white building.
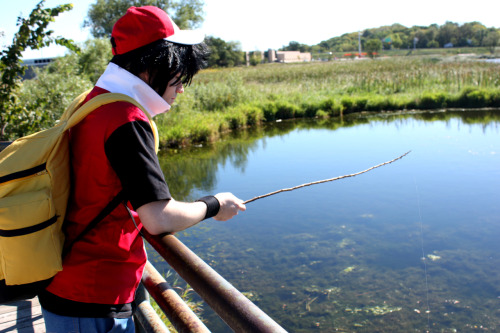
[273,50,311,63]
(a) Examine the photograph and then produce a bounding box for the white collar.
[95,62,170,117]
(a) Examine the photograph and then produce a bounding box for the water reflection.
[158,132,260,201]
[155,109,500,332]
[160,109,500,202]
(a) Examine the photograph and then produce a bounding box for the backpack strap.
[62,92,160,153]
[57,89,92,123]
[62,190,125,258]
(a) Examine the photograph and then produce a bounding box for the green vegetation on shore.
[2,1,499,144]
[155,56,500,147]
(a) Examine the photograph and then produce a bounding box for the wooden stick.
[244,151,411,204]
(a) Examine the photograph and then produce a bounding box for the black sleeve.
[104,120,171,210]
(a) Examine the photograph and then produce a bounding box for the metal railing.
[0,142,286,332]
[137,231,287,333]
[139,261,209,332]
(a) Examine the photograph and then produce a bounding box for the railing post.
[144,232,288,333]
[142,261,210,333]
[134,282,170,333]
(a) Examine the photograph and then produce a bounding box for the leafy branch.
[0,0,78,140]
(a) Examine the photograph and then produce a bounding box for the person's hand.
[213,192,246,221]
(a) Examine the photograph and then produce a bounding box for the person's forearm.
[137,193,246,235]
[137,199,206,235]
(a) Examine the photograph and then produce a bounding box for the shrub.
[352,97,369,112]
[275,101,298,120]
[13,57,93,138]
[261,102,278,121]
[417,92,448,109]
[489,90,500,107]
[244,105,264,126]
[161,125,187,147]
[302,101,322,117]
[340,97,355,114]
[457,87,490,108]
[320,98,342,116]
[224,110,247,130]
[315,110,329,119]
[365,96,390,111]
[190,123,213,143]
[320,98,336,113]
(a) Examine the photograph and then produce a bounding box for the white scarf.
[95,63,171,117]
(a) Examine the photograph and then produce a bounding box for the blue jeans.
[41,308,135,333]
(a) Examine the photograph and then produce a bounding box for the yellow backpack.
[0,91,158,303]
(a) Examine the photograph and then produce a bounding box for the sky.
[1,0,499,59]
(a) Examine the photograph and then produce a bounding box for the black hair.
[110,38,209,96]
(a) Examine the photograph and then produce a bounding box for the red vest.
[46,87,148,304]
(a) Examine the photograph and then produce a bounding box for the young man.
[39,6,246,332]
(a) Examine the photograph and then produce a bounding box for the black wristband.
[196,196,220,220]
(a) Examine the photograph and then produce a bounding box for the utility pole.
[358,31,362,58]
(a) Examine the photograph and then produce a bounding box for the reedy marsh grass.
[155,57,500,147]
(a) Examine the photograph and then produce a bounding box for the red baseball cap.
[111,6,205,55]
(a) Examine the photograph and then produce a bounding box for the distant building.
[270,50,311,63]
[268,49,277,62]
[22,57,56,79]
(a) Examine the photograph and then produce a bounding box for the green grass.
[156,56,500,147]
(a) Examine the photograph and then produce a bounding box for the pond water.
[150,109,500,332]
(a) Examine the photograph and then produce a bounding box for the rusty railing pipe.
[144,232,287,333]
[134,281,170,333]
[142,261,210,333]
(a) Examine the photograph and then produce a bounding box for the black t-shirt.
[105,119,171,210]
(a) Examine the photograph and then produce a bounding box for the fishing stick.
[244,151,411,204]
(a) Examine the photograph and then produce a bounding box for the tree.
[172,0,204,29]
[483,29,500,54]
[457,22,472,46]
[471,23,488,46]
[329,32,363,52]
[317,40,330,52]
[85,0,204,38]
[365,39,382,58]
[249,51,262,66]
[76,38,113,83]
[18,57,93,132]
[437,21,459,47]
[427,40,439,48]
[0,0,78,140]
[9,37,116,140]
[205,36,244,68]
[390,33,403,49]
[281,41,311,53]
[423,25,439,48]
[312,21,500,53]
